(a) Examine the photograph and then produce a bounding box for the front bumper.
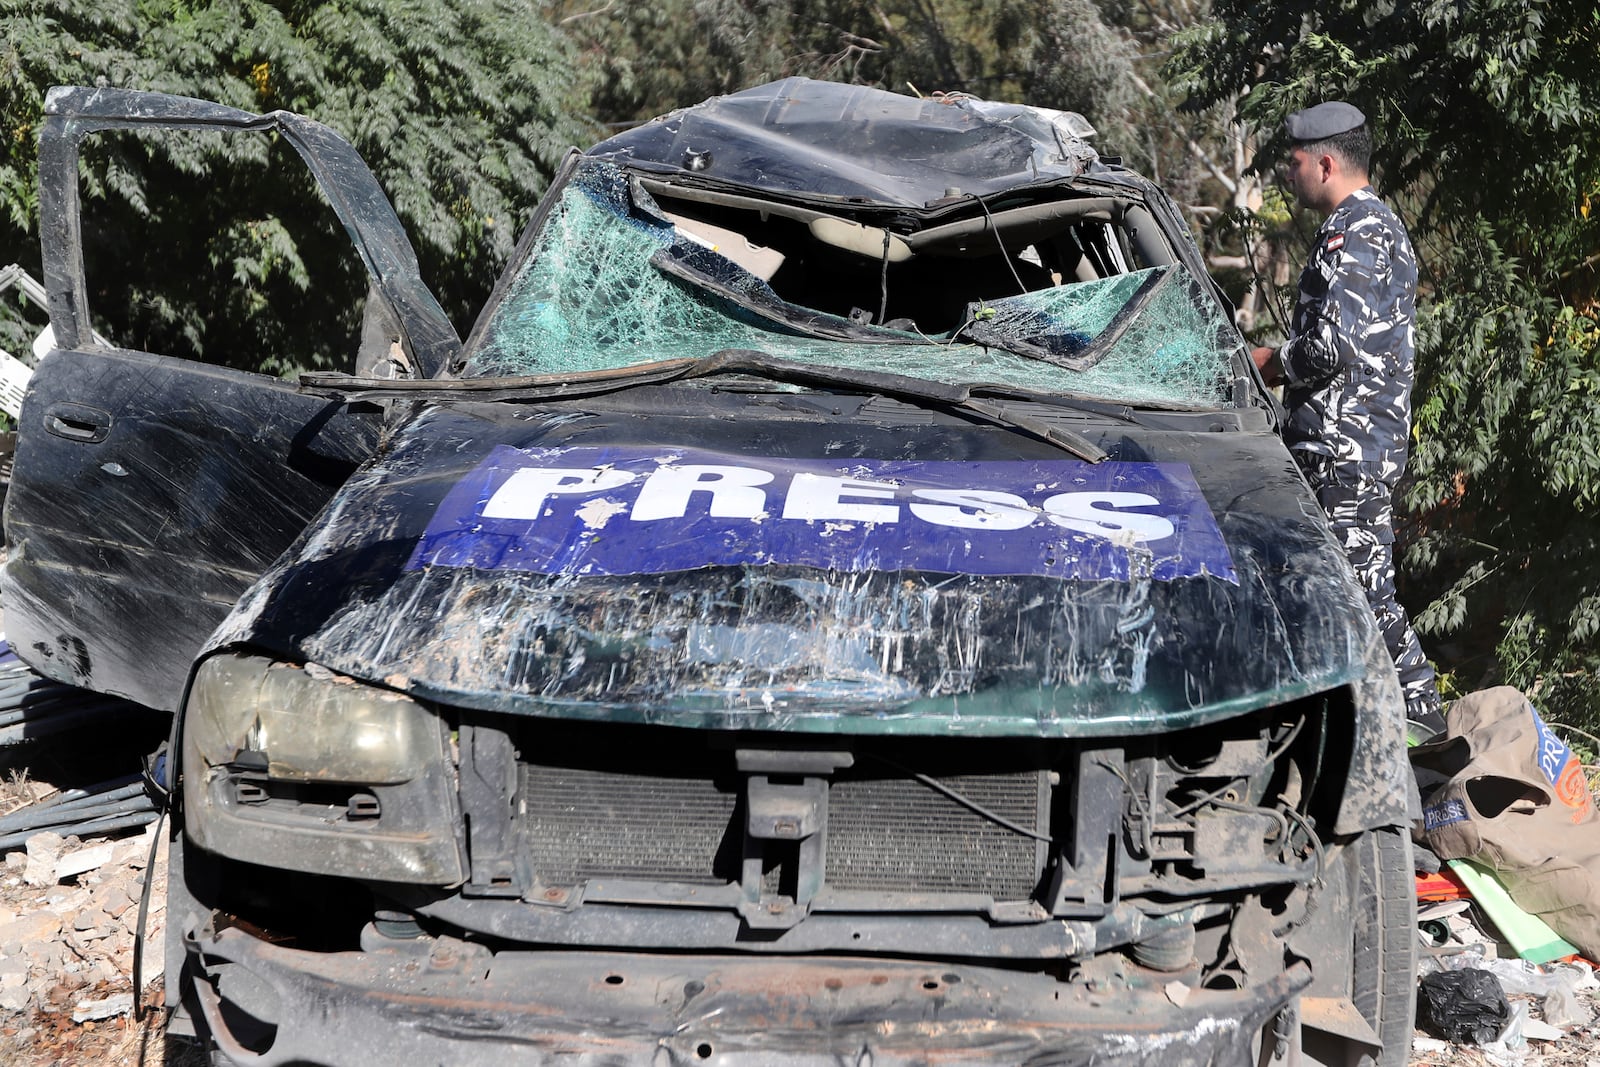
[184,920,1310,1066]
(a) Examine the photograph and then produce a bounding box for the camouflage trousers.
[1333,524,1443,730]
[1296,451,1444,732]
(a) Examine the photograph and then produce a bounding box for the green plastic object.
[1448,858,1580,964]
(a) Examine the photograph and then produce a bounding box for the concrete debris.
[111,826,156,870]
[21,831,63,887]
[69,991,133,1023]
[0,818,167,1032]
[54,841,115,880]
[0,908,62,950]
[1521,1017,1564,1041]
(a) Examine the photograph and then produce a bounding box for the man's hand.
[1252,345,1283,386]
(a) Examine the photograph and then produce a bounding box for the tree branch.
[559,1,616,25]
[1129,73,1237,195]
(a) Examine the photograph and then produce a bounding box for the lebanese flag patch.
[1325,233,1346,252]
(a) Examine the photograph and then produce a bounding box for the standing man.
[1252,101,1447,739]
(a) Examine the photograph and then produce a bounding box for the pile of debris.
[0,817,172,1066]
[0,822,166,1025]
[1410,865,1600,1063]
[0,634,179,1064]
[1407,686,1600,1063]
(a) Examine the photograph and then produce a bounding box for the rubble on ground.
[0,811,173,1063]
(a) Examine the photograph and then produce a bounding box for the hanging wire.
[1171,716,1307,818]
[972,193,1028,295]
[878,228,892,326]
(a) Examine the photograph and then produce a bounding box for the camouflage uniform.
[1278,187,1443,729]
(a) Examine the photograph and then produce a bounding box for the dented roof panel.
[586,78,1101,208]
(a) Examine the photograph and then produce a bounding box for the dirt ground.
[0,999,207,1067]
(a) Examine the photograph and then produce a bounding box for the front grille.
[521,765,736,885]
[516,760,1046,899]
[827,774,1044,898]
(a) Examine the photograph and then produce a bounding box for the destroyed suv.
[6,80,1417,1065]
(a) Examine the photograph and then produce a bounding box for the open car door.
[1,87,460,712]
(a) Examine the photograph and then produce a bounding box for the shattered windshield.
[465,162,1237,407]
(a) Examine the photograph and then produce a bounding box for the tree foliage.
[0,0,1228,374]
[558,0,1036,126]
[0,0,591,373]
[1170,0,1600,726]
[556,0,1199,175]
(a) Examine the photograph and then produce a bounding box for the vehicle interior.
[642,178,1179,334]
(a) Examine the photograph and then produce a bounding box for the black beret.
[1285,101,1366,142]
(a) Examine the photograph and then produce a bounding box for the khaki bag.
[1412,686,1600,958]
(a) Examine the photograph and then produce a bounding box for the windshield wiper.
[301,349,1111,463]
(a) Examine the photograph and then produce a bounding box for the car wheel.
[1351,825,1418,1067]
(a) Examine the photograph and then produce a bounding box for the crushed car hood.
[209,390,1373,736]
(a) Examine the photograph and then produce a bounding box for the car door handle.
[43,402,113,444]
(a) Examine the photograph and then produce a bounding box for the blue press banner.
[407,446,1238,583]
[1530,705,1577,788]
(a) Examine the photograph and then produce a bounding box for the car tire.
[1351,825,1418,1067]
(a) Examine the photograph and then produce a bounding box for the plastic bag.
[1418,968,1513,1044]
[1419,951,1593,1030]
[1477,957,1594,1029]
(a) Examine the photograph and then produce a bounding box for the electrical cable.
[972,193,1028,296]
[878,228,891,326]
[5,773,143,812]
[0,809,158,851]
[0,783,156,831]
[132,811,166,1021]
[1171,717,1306,817]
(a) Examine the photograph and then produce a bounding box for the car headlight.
[187,654,433,784]
[182,652,464,884]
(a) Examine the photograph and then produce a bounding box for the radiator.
[519,763,1046,900]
